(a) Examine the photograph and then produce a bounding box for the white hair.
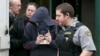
[9,0,21,6]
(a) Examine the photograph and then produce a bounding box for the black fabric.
[9,16,29,56]
[23,21,58,56]
[9,12,15,28]
[56,22,83,56]
[37,23,49,35]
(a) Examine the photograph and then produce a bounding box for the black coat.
[23,7,58,56]
[9,12,15,28]
[24,22,57,56]
[9,16,29,56]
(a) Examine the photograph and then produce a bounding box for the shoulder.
[79,25,89,30]
[79,25,91,32]
[9,12,13,17]
[77,25,92,37]
[25,22,37,29]
[9,12,15,19]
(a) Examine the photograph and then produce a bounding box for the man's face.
[26,5,36,18]
[56,10,66,26]
[10,0,21,15]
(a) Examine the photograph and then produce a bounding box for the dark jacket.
[55,23,83,56]
[9,16,29,56]
[23,7,57,56]
[9,12,16,28]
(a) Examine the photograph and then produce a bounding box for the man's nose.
[19,6,21,10]
[56,17,58,20]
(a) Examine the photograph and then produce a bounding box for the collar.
[9,10,15,17]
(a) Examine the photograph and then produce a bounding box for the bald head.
[9,0,21,7]
[9,0,21,15]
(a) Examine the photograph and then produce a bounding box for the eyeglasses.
[12,4,21,7]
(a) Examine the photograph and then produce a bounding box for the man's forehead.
[56,10,62,14]
[11,0,21,4]
[56,9,61,12]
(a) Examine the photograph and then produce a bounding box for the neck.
[65,17,74,26]
[9,10,16,17]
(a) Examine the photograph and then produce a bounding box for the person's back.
[10,18,29,56]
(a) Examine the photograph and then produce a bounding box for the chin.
[16,12,19,15]
[58,23,62,26]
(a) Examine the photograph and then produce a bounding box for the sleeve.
[49,25,58,49]
[10,20,23,48]
[49,40,58,50]
[75,26,96,51]
[23,23,37,50]
[9,13,14,28]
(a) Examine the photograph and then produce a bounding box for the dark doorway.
[29,0,81,21]
[52,0,81,21]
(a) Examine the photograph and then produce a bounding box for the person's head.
[30,6,55,26]
[9,0,21,15]
[56,3,74,26]
[25,2,38,19]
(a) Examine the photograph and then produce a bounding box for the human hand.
[35,34,45,44]
[44,32,52,43]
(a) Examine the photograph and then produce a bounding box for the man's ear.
[64,13,70,20]
[66,13,69,16]
[9,6,12,9]
[64,13,69,18]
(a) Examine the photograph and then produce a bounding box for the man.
[55,3,96,56]
[9,2,37,56]
[9,0,21,28]
[9,0,21,56]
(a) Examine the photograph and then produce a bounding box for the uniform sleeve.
[74,26,96,51]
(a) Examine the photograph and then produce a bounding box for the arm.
[44,32,58,49]
[80,50,93,56]
[23,23,37,50]
[49,40,58,49]
[49,25,58,49]
[77,26,96,56]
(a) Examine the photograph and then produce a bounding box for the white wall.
[0,0,10,56]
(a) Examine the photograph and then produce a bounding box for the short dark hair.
[27,2,38,9]
[56,3,74,18]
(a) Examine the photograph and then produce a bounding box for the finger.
[38,34,43,37]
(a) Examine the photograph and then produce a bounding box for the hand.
[36,34,45,44]
[44,32,52,43]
